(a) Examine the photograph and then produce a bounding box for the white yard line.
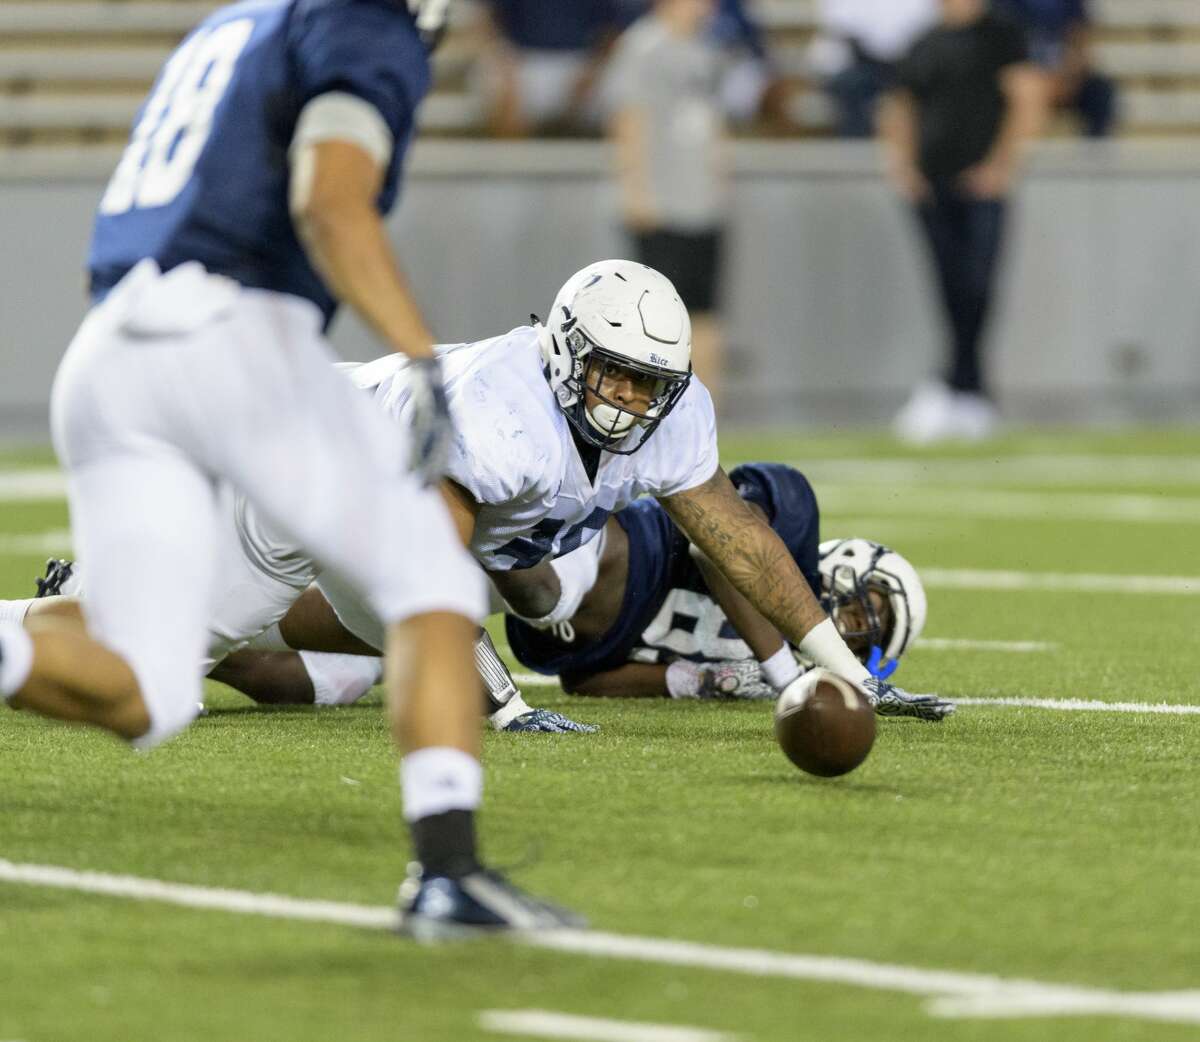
[913,638,1057,652]
[817,487,1200,524]
[954,697,1200,716]
[782,455,1200,488]
[1,858,1198,1027]
[478,1010,735,1042]
[0,529,72,556]
[513,675,1200,715]
[0,469,65,501]
[922,568,1198,595]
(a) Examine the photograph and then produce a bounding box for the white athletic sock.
[0,622,35,700]
[399,747,482,823]
[760,644,802,692]
[798,618,871,685]
[487,691,533,730]
[300,651,383,706]
[0,599,35,626]
[665,659,703,699]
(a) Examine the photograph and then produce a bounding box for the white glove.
[405,356,452,486]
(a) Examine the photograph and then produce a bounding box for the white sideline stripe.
[923,568,1199,595]
[478,1010,735,1042]
[955,697,1200,716]
[3,858,1200,1026]
[818,487,1200,524]
[0,469,66,501]
[0,528,72,555]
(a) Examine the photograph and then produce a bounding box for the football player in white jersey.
[256,259,947,717]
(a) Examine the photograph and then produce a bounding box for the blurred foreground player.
[0,0,579,935]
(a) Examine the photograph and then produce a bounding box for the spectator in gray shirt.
[607,0,729,409]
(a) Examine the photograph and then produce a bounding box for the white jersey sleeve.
[346,329,561,510]
[642,376,720,499]
[442,359,563,507]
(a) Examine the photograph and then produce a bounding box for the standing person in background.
[616,0,785,125]
[608,0,729,412]
[881,0,1046,444]
[993,0,1117,137]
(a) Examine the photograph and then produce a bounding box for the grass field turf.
[1,429,1198,1042]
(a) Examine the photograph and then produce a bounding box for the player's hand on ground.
[860,676,955,722]
[405,356,452,485]
[698,660,776,701]
[503,708,599,734]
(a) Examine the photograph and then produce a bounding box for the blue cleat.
[398,864,585,941]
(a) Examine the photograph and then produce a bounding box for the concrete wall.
[1,140,1197,435]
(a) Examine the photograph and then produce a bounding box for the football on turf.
[774,669,876,777]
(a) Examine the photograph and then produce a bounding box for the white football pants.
[51,262,484,747]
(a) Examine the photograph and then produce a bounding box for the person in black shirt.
[881,0,1046,443]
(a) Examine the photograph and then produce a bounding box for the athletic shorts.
[631,228,723,313]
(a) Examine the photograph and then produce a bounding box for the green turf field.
[1,429,1198,1042]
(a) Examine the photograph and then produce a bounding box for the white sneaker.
[950,392,999,441]
[892,381,956,445]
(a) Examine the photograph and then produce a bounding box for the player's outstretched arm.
[659,467,827,649]
[661,469,954,720]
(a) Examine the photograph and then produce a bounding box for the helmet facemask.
[822,572,897,661]
[557,325,691,455]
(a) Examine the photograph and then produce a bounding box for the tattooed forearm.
[660,467,827,644]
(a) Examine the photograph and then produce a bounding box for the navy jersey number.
[99,18,254,215]
[497,507,610,568]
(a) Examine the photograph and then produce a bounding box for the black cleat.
[398,863,585,941]
[34,558,77,599]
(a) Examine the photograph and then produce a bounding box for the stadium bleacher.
[0,0,1197,144]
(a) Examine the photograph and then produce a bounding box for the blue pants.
[914,183,1009,395]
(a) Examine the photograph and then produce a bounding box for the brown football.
[774,669,876,777]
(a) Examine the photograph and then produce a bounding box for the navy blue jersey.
[88,0,431,325]
[507,463,821,683]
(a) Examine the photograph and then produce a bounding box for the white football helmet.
[818,538,927,661]
[537,259,692,454]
